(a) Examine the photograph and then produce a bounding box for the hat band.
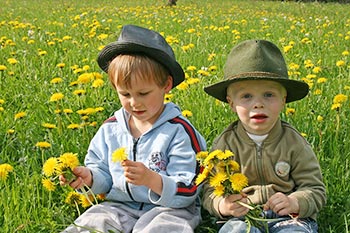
[226,71,284,80]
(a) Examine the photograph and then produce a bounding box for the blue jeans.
[218,211,318,233]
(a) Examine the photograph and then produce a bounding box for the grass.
[0,0,350,232]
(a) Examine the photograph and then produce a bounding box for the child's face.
[226,80,286,135]
[116,76,172,126]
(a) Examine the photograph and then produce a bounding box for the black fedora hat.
[97,24,184,88]
[204,39,309,103]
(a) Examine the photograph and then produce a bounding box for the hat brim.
[97,42,185,88]
[204,75,309,103]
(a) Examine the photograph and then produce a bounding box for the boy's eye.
[264,93,273,97]
[242,94,252,99]
[119,93,130,97]
[139,92,149,96]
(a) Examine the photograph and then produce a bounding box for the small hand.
[264,192,299,216]
[219,193,250,217]
[59,166,92,189]
[121,160,152,186]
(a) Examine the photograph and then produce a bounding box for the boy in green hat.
[202,39,326,232]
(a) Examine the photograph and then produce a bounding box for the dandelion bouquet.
[42,152,99,209]
[196,149,268,232]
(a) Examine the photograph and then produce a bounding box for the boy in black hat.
[202,39,326,232]
[60,24,206,233]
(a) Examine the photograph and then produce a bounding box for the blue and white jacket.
[85,102,206,210]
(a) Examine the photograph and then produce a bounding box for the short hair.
[108,54,170,89]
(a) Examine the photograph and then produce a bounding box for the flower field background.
[0,0,349,232]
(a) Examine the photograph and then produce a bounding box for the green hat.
[97,24,184,88]
[204,39,309,103]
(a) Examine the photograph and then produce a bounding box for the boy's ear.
[165,75,173,92]
[226,96,236,112]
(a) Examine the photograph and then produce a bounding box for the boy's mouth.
[251,114,268,119]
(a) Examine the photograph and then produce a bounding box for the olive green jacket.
[202,120,326,221]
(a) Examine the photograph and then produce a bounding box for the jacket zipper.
[125,138,144,210]
[256,144,267,201]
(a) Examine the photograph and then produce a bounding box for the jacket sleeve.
[84,125,113,195]
[288,143,326,218]
[148,120,207,208]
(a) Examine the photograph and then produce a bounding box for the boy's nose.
[253,99,264,108]
[130,97,141,107]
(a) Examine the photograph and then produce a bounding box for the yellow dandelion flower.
[336,60,345,67]
[0,99,5,104]
[42,178,56,191]
[69,81,79,86]
[7,58,18,65]
[176,82,189,90]
[73,89,86,96]
[65,191,82,206]
[164,93,173,103]
[92,79,104,88]
[186,66,197,71]
[312,66,322,74]
[14,111,26,120]
[0,65,7,71]
[195,171,208,186]
[208,65,217,72]
[112,147,128,162]
[317,77,327,84]
[197,70,210,76]
[42,123,56,129]
[209,171,227,187]
[82,65,90,71]
[203,151,217,166]
[182,110,193,118]
[186,78,200,85]
[314,89,322,95]
[208,54,216,61]
[285,108,295,116]
[230,173,248,192]
[50,93,64,102]
[317,115,323,122]
[77,73,93,84]
[216,161,226,172]
[56,63,65,68]
[36,141,51,149]
[67,124,80,129]
[217,150,234,160]
[342,50,349,56]
[95,107,104,112]
[80,194,94,208]
[92,72,103,79]
[63,108,73,114]
[331,103,341,110]
[42,157,59,177]
[7,129,15,134]
[213,184,225,197]
[59,153,79,170]
[50,77,63,84]
[228,160,240,172]
[333,94,347,104]
[0,163,14,181]
[196,151,208,161]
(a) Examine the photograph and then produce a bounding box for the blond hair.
[108,54,170,89]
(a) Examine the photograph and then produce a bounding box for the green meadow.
[0,0,349,232]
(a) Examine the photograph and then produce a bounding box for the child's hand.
[263,192,299,216]
[59,166,92,189]
[218,193,250,217]
[121,160,152,186]
[121,160,163,195]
